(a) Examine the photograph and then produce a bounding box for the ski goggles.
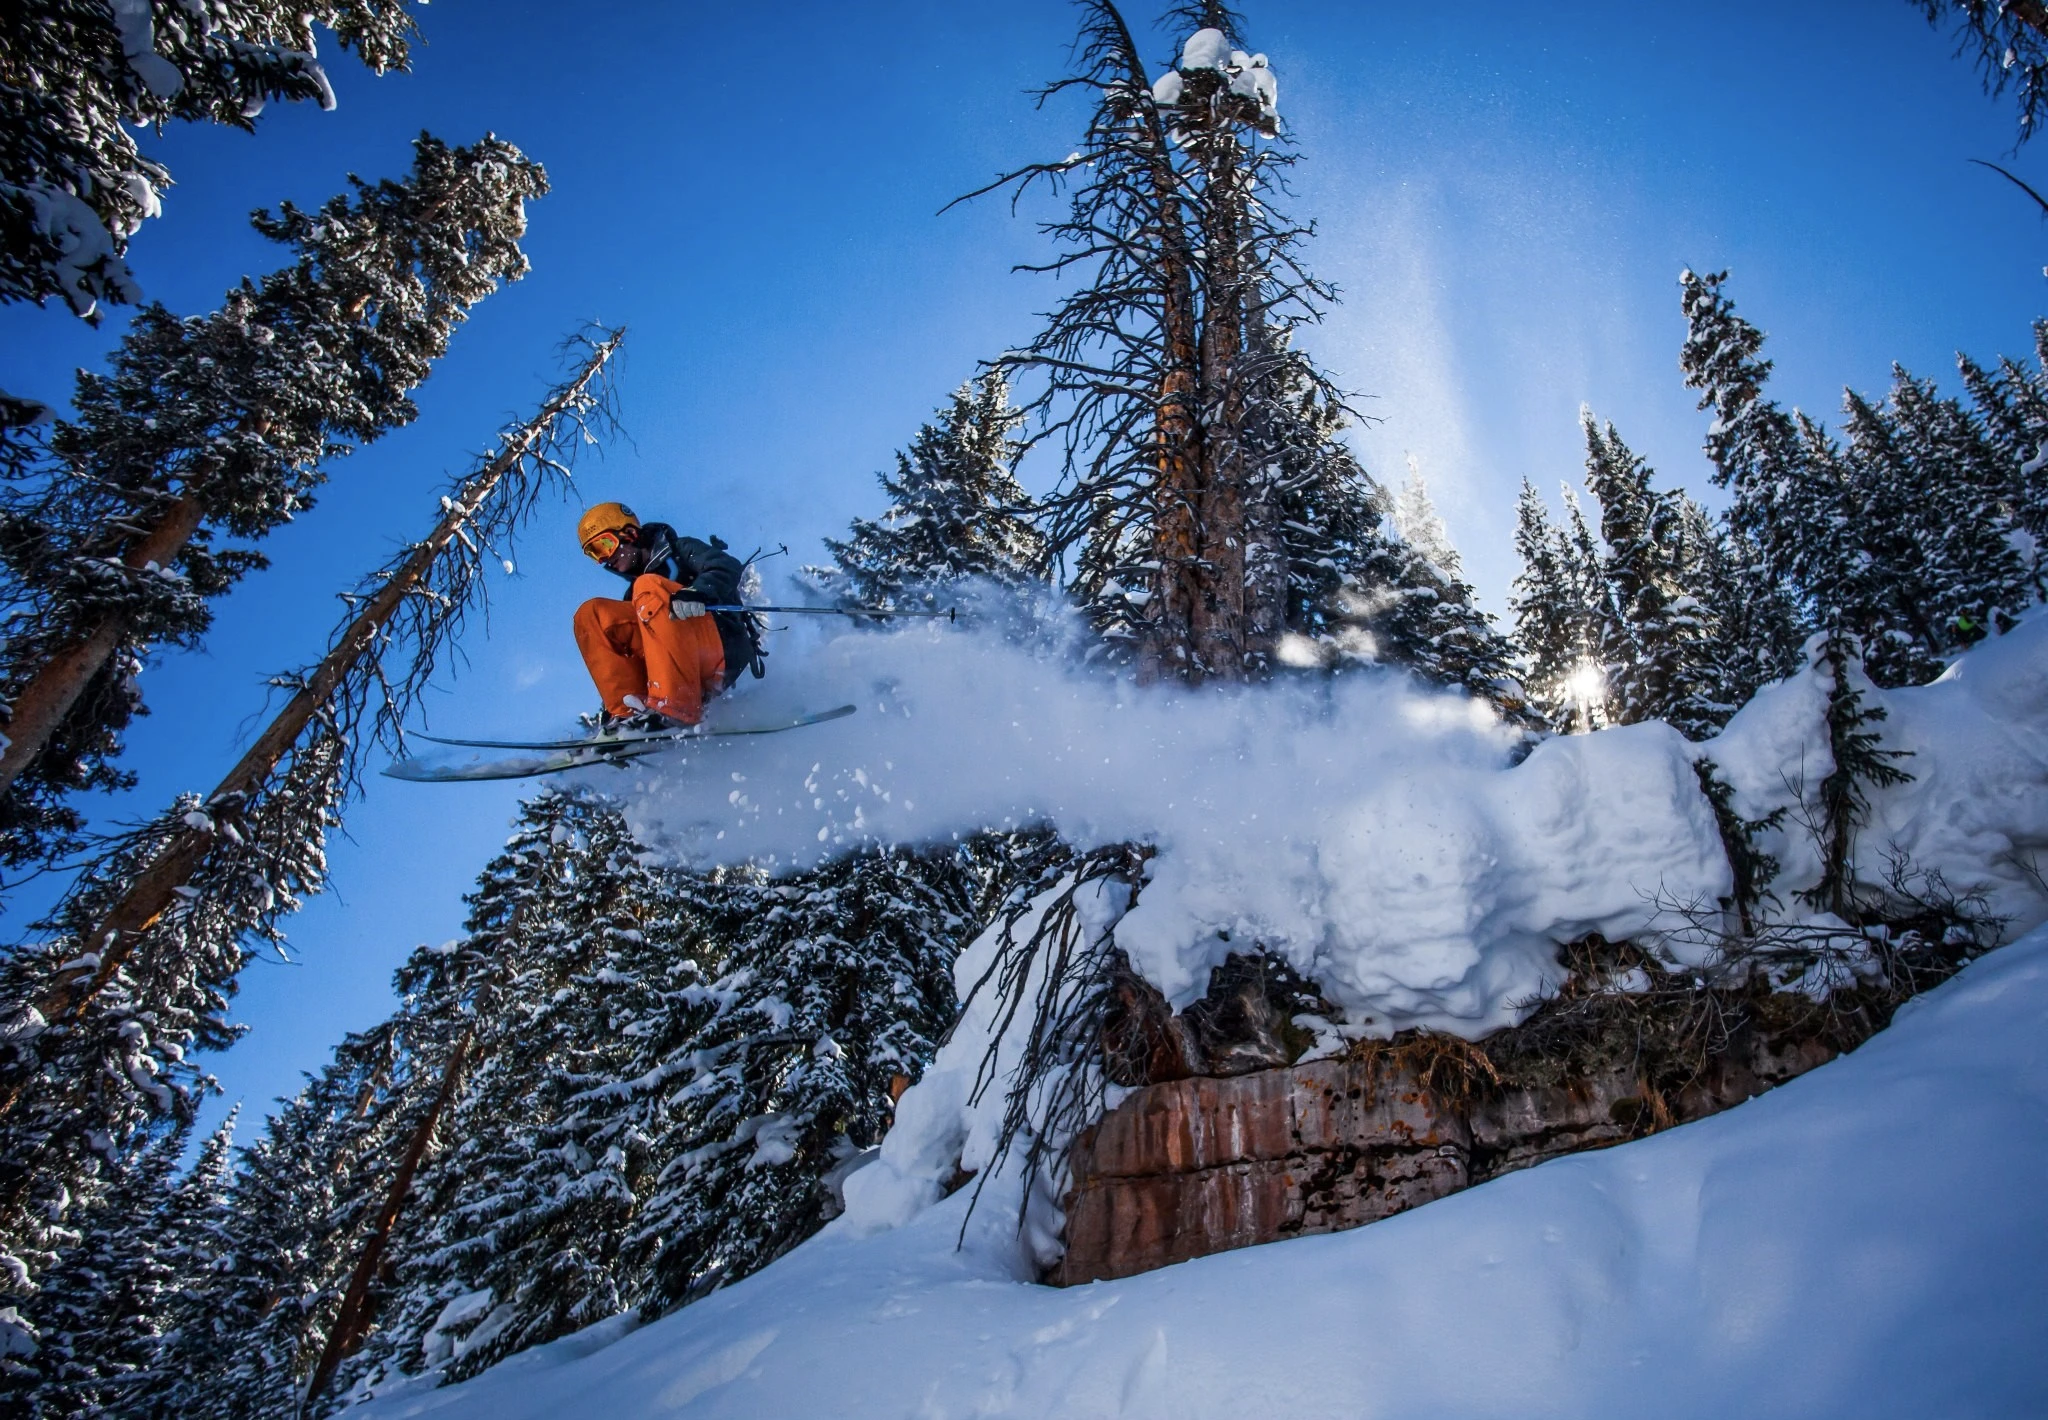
[581,527,629,562]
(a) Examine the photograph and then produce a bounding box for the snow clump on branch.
[1152,28,1278,120]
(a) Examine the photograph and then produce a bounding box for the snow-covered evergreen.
[1679,268,2037,687]
[0,133,546,872]
[334,789,691,1399]
[621,837,1020,1316]
[1579,415,1721,737]
[1390,463,1462,579]
[0,0,424,322]
[1957,324,2048,584]
[10,1127,184,1417]
[159,1026,413,1420]
[821,372,1045,610]
[1508,479,1606,732]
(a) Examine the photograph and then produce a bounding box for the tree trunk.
[19,333,620,1053]
[300,1028,473,1414]
[1107,6,1204,687]
[1194,123,1250,681]
[0,493,206,798]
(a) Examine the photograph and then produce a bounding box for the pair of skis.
[384,704,857,782]
[383,598,951,782]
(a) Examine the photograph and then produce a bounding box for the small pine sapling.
[1798,631,1915,921]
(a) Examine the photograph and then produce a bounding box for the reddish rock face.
[1052,1028,1841,1286]
[1054,1057,1470,1285]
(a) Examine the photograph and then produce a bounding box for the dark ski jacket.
[619,523,764,679]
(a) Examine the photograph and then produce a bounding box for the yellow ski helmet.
[577,501,639,553]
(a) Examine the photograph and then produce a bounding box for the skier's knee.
[573,597,608,636]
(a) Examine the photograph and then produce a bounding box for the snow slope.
[353,920,2048,1420]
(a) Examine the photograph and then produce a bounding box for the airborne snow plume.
[604,598,2048,1039]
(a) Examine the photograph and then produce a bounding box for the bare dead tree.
[958,0,1338,682]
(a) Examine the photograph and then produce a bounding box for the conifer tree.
[1833,375,2029,681]
[1391,464,1463,578]
[0,134,548,867]
[331,789,693,1399]
[1677,270,1812,580]
[1326,534,1529,715]
[1957,327,2048,585]
[148,1026,411,1420]
[1800,630,1915,920]
[823,372,1045,609]
[1217,355,1523,714]
[626,840,1012,1314]
[140,1109,239,1414]
[10,1128,185,1417]
[1,0,424,322]
[1679,269,2030,687]
[1683,502,1804,722]
[1509,480,1606,732]
[0,333,622,1305]
[1236,357,1383,654]
[1580,414,1720,737]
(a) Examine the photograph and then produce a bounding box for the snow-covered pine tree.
[1678,269,2032,686]
[0,0,423,322]
[0,134,548,869]
[6,1126,185,1417]
[1331,534,1529,716]
[1682,501,1805,726]
[137,1109,239,1416]
[1799,630,1915,921]
[1957,327,2048,587]
[1914,0,2048,145]
[1236,347,1386,655]
[1391,463,1463,579]
[973,2,1327,681]
[1833,374,2029,681]
[145,1026,411,1420]
[626,839,1014,1315]
[1677,270,1814,584]
[1579,414,1721,737]
[822,372,1046,609]
[1509,480,1607,732]
[0,334,621,1306]
[1213,347,1520,714]
[329,789,693,1401]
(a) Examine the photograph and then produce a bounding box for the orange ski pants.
[573,573,726,725]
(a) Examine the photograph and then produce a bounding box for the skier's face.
[594,527,644,576]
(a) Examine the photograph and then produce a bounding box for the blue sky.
[1,1,2038,1138]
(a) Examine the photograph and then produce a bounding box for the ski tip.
[381,759,442,782]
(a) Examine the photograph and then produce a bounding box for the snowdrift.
[624,607,2048,1036]
[355,919,2048,1419]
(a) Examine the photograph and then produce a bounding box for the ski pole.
[705,604,957,622]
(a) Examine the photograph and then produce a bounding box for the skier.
[573,502,761,730]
